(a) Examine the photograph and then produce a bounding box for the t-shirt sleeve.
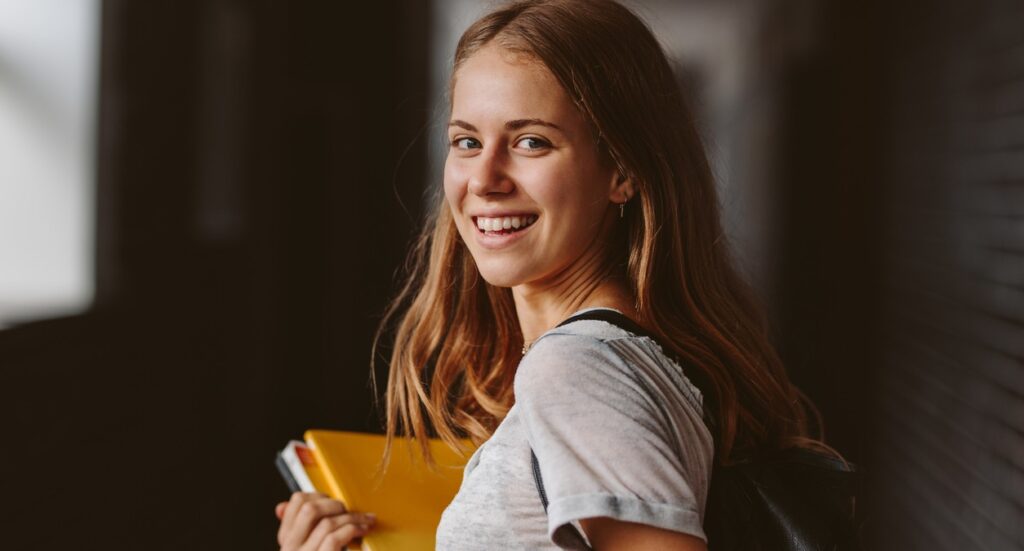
[514,332,712,548]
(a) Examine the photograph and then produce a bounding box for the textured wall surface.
[867,2,1024,549]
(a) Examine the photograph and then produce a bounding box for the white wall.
[0,0,100,325]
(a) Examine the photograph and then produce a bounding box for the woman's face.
[444,45,623,290]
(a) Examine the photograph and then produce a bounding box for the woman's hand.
[275,492,376,551]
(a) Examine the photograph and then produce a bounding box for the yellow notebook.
[303,430,473,551]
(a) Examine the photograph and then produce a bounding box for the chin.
[472,259,530,289]
[474,269,522,289]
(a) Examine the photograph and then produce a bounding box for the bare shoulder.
[580,517,707,551]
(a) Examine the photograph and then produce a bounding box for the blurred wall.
[2,0,430,549]
[865,2,1024,549]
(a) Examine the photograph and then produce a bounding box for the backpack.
[529,308,861,550]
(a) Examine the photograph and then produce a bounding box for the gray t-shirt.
[435,310,714,549]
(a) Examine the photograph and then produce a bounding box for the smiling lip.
[469,211,538,220]
[470,213,538,250]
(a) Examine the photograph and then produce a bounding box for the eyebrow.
[448,118,564,132]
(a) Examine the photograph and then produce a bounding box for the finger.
[281,493,340,535]
[275,502,288,520]
[282,495,349,548]
[279,492,311,545]
[279,493,328,546]
[303,512,376,550]
[315,518,374,551]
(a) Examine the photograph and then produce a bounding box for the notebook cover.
[276,453,302,493]
[304,430,473,551]
[279,440,324,493]
[294,441,331,494]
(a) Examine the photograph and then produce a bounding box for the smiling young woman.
[275,1,841,550]
[444,44,632,311]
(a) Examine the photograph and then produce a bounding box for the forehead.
[451,45,580,126]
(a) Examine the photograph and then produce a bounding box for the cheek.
[442,159,474,239]
[534,166,604,220]
[444,157,475,209]
[442,159,459,202]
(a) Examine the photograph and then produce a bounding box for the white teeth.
[475,215,537,233]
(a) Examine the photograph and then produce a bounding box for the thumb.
[274,501,288,520]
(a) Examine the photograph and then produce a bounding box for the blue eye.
[452,137,481,150]
[516,136,550,151]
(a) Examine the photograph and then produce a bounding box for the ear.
[608,171,635,204]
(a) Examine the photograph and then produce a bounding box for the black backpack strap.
[531,449,549,511]
[555,308,652,337]
[526,309,655,550]
[531,449,593,550]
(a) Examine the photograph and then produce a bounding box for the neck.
[512,249,635,346]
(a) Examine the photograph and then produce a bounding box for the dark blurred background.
[1,0,1021,549]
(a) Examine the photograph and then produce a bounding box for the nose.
[467,146,515,197]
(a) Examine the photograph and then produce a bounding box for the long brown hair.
[374,0,830,468]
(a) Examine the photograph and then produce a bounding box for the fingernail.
[366,513,377,522]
